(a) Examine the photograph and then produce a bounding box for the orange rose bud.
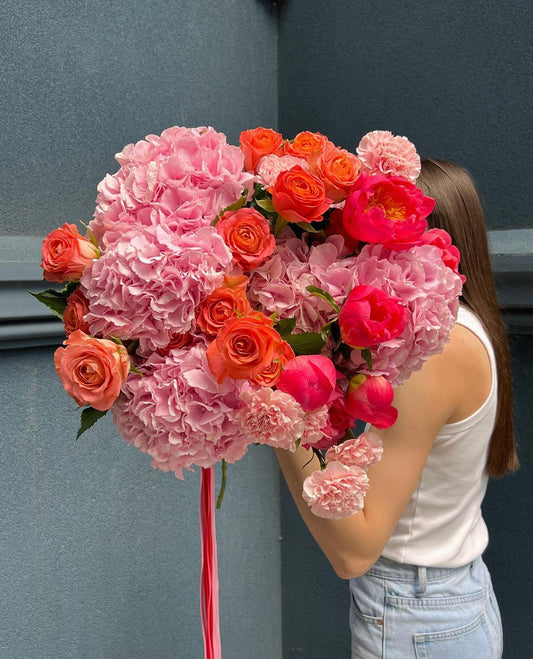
[157,333,194,356]
[284,131,330,159]
[41,223,100,282]
[216,207,275,271]
[206,312,294,385]
[63,288,91,336]
[309,143,361,203]
[196,280,252,337]
[271,166,331,225]
[239,127,284,172]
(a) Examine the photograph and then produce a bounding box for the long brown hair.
[418,158,518,477]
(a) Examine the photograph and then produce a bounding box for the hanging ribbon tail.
[200,467,222,659]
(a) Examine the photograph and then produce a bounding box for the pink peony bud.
[346,374,398,429]
[276,354,337,411]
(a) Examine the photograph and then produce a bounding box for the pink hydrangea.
[256,154,309,189]
[112,341,250,477]
[248,234,358,333]
[302,461,370,518]
[234,385,306,451]
[356,130,421,183]
[348,243,462,385]
[81,225,232,353]
[325,432,383,470]
[90,126,255,247]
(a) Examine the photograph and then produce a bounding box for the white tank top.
[381,306,497,568]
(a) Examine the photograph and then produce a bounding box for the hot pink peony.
[302,461,370,519]
[342,173,434,247]
[90,126,255,247]
[349,243,462,385]
[357,130,421,183]
[276,354,337,412]
[112,341,250,478]
[325,432,384,470]
[346,374,398,429]
[81,225,232,353]
[234,385,306,451]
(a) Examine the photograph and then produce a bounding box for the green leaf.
[28,289,69,319]
[306,286,340,313]
[216,459,227,509]
[212,189,249,225]
[273,215,287,237]
[275,317,297,337]
[283,332,325,355]
[255,197,275,213]
[296,221,321,234]
[361,348,373,371]
[77,407,107,440]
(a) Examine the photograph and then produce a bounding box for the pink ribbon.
[200,467,221,659]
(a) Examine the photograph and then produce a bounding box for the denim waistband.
[365,555,477,583]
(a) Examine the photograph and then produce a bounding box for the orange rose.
[196,276,252,336]
[309,143,361,203]
[284,131,330,159]
[249,341,295,387]
[206,312,294,384]
[54,330,130,411]
[41,223,100,282]
[63,288,91,336]
[271,166,331,225]
[157,332,194,356]
[239,127,284,172]
[216,208,275,271]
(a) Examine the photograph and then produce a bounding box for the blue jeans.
[349,555,503,658]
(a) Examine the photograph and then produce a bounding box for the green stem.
[216,459,227,509]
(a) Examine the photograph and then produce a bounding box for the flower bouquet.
[33,125,463,657]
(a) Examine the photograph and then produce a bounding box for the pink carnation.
[356,130,421,183]
[234,385,306,451]
[348,243,462,385]
[256,154,309,189]
[112,342,250,477]
[325,432,383,470]
[300,404,331,447]
[81,225,232,353]
[302,461,370,519]
[90,126,255,247]
[248,235,358,333]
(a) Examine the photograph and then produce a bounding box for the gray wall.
[278,2,533,657]
[1,1,281,658]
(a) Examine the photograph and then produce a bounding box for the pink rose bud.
[41,223,100,282]
[338,285,407,348]
[276,354,337,411]
[346,374,398,429]
[54,330,130,411]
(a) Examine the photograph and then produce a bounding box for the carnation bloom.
[256,154,309,189]
[81,225,232,353]
[206,312,294,384]
[54,330,130,411]
[216,207,276,271]
[301,404,337,450]
[342,173,434,247]
[302,461,370,519]
[239,127,284,172]
[63,288,91,336]
[325,432,384,470]
[41,224,100,282]
[276,354,337,411]
[271,166,331,225]
[338,285,408,348]
[346,374,398,429]
[90,126,254,247]
[196,275,252,337]
[309,142,361,203]
[112,343,250,477]
[357,130,421,183]
[349,243,462,385]
[234,385,306,451]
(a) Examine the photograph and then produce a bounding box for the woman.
[275,159,518,658]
